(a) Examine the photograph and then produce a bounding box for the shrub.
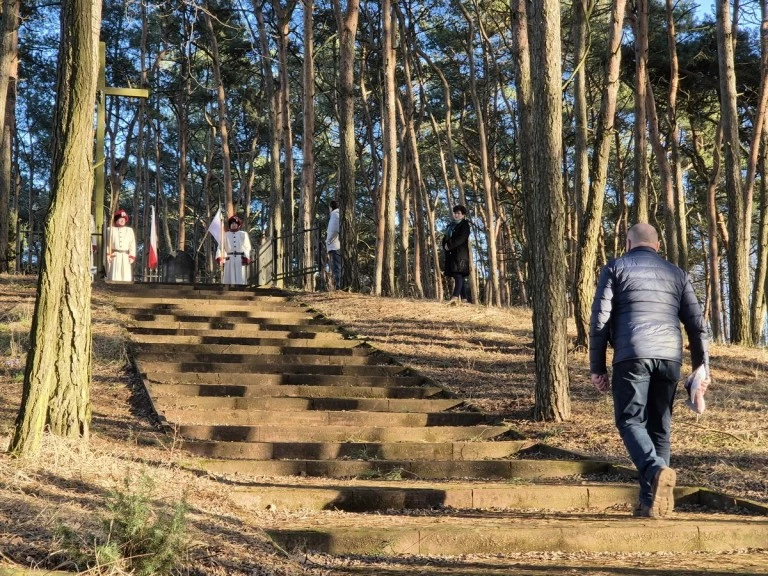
[57,474,189,575]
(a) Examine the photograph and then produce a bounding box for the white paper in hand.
[685,365,707,414]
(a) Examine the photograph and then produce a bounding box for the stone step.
[153,396,462,412]
[193,457,612,479]
[177,424,509,443]
[130,334,360,348]
[144,372,427,388]
[140,361,409,376]
[182,440,531,461]
[263,512,768,554]
[229,478,700,512]
[147,382,444,400]
[136,352,379,366]
[126,311,314,322]
[112,290,290,301]
[134,343,370,356]
[161,408,497,427]
[118,303,306,314]
[129,320,338,332]
[129,327,345,339]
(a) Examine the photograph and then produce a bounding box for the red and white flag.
[148,205,158,269]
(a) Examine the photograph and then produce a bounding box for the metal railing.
[12,225,324,290]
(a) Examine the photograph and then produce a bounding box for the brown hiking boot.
[651,467,677,517]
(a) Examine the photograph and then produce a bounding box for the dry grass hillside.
[0,277,766,575]
[302,291,768,503]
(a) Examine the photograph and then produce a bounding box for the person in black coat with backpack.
[443,205,471,305]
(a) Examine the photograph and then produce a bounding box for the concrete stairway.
[112,284,768,558]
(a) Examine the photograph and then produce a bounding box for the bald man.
[589,223,709,518]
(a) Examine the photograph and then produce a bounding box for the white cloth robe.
[106,225,136,282]
[217,230,252,285]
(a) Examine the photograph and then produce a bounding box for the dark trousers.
[328,250,342,290]
[451,274,464,298]
[612,358,680,506]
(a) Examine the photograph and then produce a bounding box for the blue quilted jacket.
[589,246,709,374]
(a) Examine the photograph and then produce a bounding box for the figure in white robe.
[216,216,252,285]
[106,209,136,282]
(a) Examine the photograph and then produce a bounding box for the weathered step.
[230,479,700,512]
[135,352,379,366]
[130,334,360,348]
[177,424,509,443]
[182,440,531,461]
[264,512,768,554]
[129,327,344,339]
[147,382,444,400]
[134,343,369,356]
[112,291,290,302]
[129,320,338,332]
[194,457,612,479]
[161,408,497,427]
[126,311,314,323]
[153,396,462,412]
[118,303,306,314]
[145,371,425,388]
[141,361,408,376]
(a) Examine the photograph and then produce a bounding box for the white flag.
[207,207,224,247]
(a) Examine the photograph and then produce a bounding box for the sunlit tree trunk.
[717,0,752,344]
[665,0,688,269]
[254,0,283,285]
[11,0,101,456]
[203,9,234,219]
[380,0,398,296]
[573,0,627,347]
[645,80,678,263]
[526,0,570,420]
[274,0,298,238]
[300,0,316,290]
[458,3,500,306]
[331,0,360,291]
[0,0,19,273]
[633,0,650,223]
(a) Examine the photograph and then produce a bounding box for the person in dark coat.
[589,222,710,518]
[442,205,471,305]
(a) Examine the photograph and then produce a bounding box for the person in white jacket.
[216,215,252,285]
[325,200,341,290]
[106,209,136,282]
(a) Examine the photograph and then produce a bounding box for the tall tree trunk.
[717,0,752,344]
[633,0,650,223]
[645,80,679,264]
[458,3,501,306]
[749,0,768,340]
[11,0,101,456]
[573,0,627,347]
[203,8,234,218]
[176,10,190,251]
[752,133,768,343]
[300,0,316,290]
[0,0,19,273]
[526,0,570,420]
[380,0,398,296]
[665,0,688,269]
[691,121,725,342]
[254,0,283,285]
[331,0,360,290]
[274,0,298,239]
